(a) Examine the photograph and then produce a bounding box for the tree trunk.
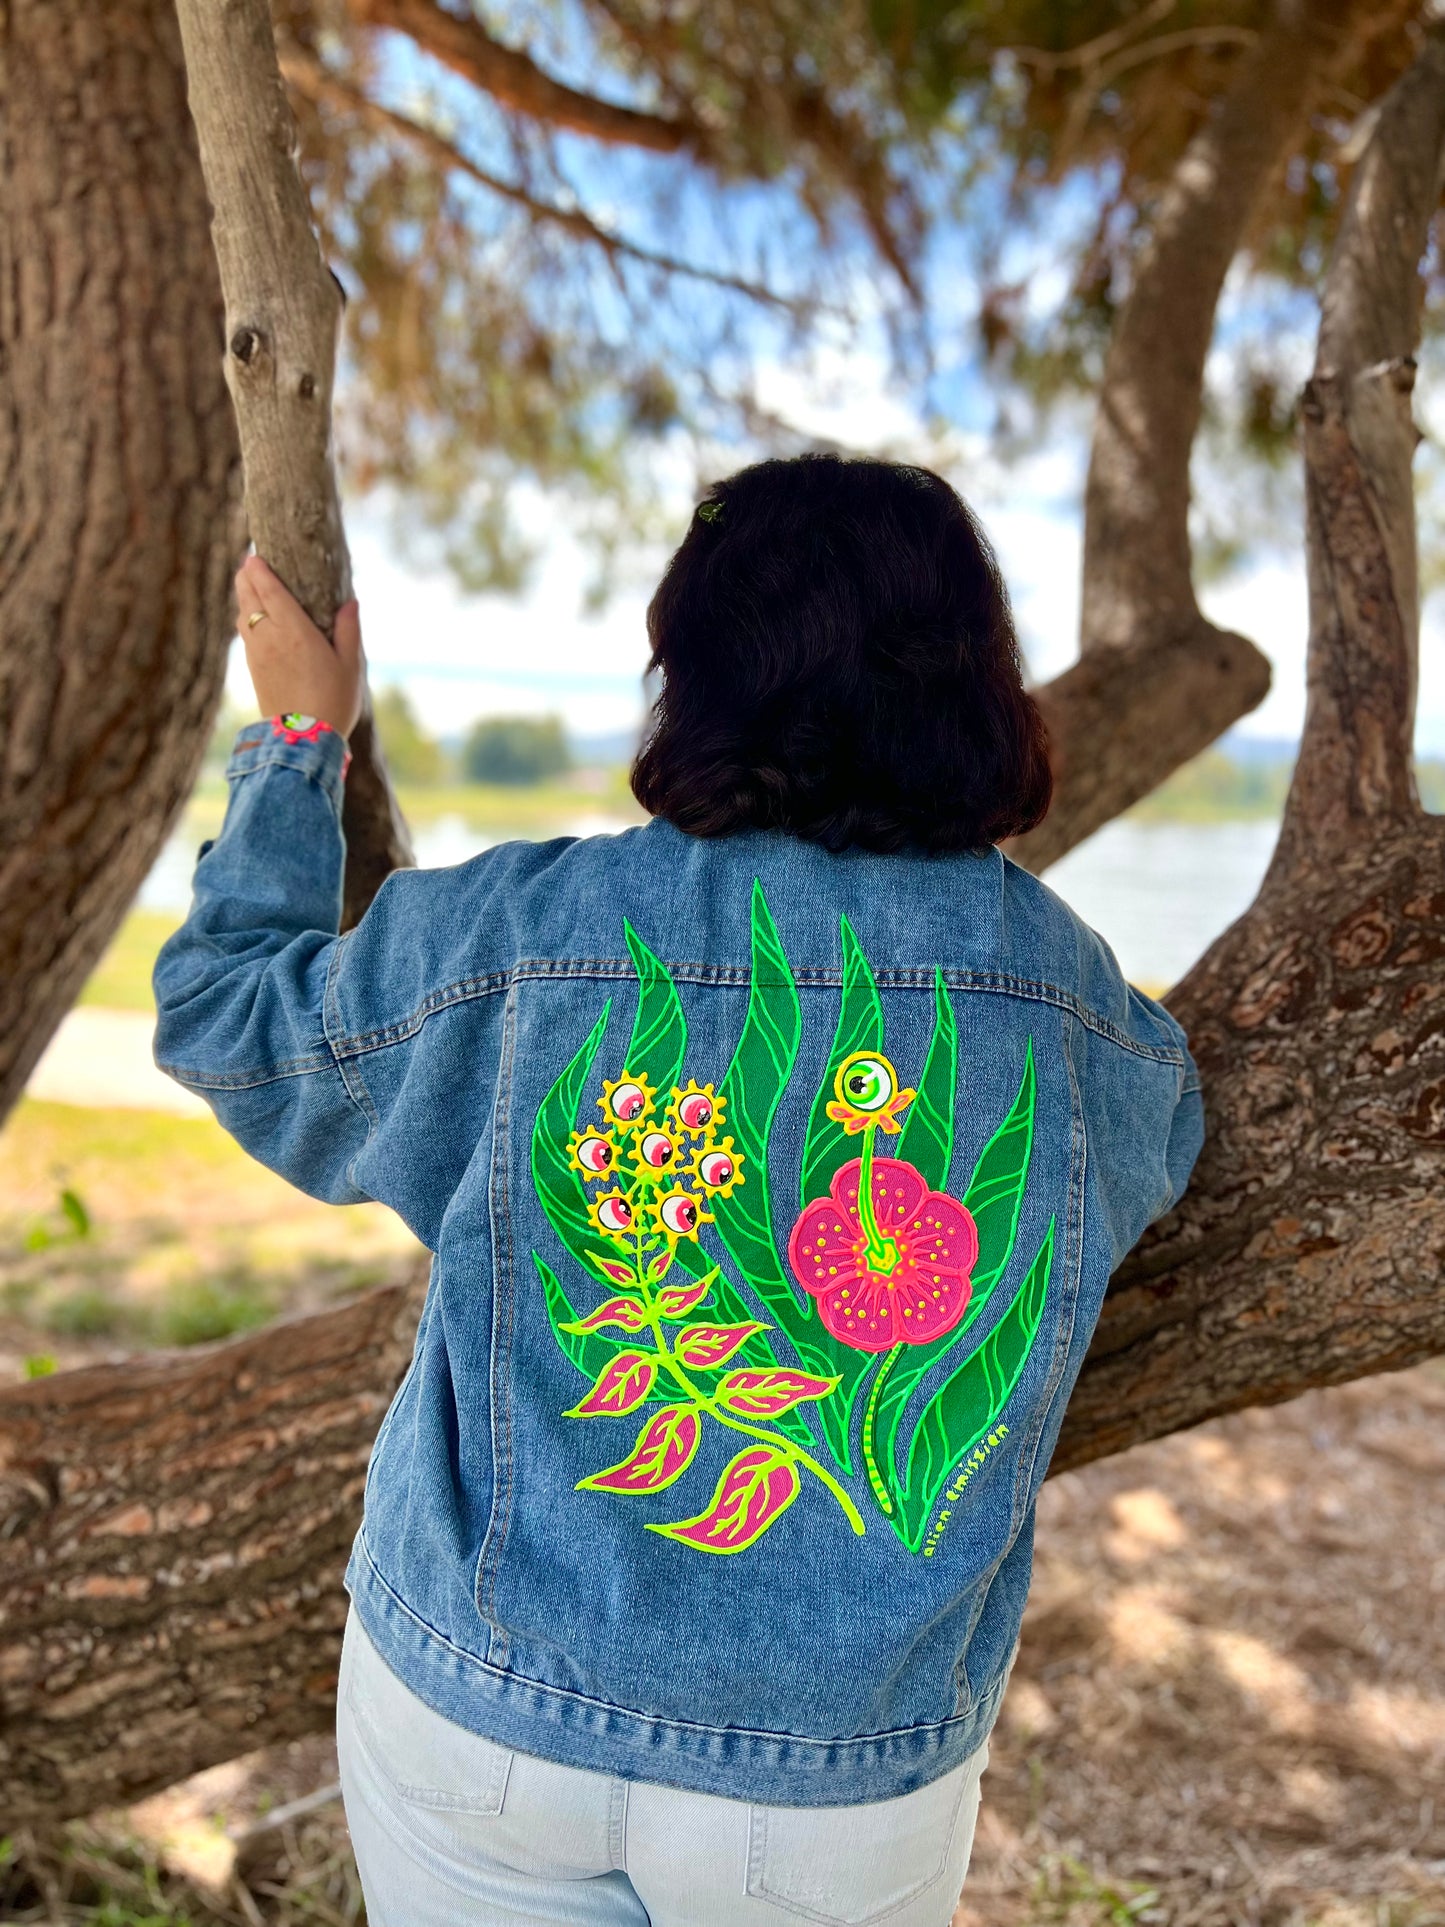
[0,0,243,1123]
[1056,19,1445,1470]
[1006,0,1404,873]
[0,1277,423,1821]
[173,0,414,928]
[5,6,1443,1831]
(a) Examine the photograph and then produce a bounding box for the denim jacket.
[155,718,1203,1807]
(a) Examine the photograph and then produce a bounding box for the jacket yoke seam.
[327,959,1187,1069]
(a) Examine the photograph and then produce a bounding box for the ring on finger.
[246,610,269,629]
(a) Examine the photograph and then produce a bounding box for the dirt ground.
[6,1360,1440,1926]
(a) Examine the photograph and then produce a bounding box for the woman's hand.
[236,554,366,739]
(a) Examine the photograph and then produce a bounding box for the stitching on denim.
[324,935,380,1187]
[475,983,520,1664]
[224,737,347,822]
[748,1773,969,1921]
[357,1531,1009,1753]
[330,960,1186,1068]
[157,1053,333,1091]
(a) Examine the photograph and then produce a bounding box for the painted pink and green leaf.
[579,1406,703,1494]
[647,1446,801,1554]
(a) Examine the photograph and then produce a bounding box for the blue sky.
[228,330,1445,760]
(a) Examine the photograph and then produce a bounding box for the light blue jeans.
[337,1610,988,1926]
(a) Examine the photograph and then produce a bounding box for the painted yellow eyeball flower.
[598,1071,657,1134]
[588,1191,635,1237]
[667,1080,724,1137]
[631,1127,681,1183]
[652,1188,713,1241]
[825,1051,916,1135]
[690,1134,744,1199]
[567,1128,618,1181]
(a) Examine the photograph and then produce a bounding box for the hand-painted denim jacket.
[154,718,1203,1808]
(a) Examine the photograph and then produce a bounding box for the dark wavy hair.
[630,454,1052,853]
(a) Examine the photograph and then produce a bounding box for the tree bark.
[0,0,243,1122]
[174,0,414,926]
[1055,19,1445,1470]
[0,1276,423,1822]
[1007,0,1397,872]
[7,17,1444,1827]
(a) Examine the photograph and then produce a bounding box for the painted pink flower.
[787,1157,979,1354]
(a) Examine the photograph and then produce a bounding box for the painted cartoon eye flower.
[599,1073,656,1133]
[590,1192,634,1236]
[668,1081,723,1136]
[691,1137,743,1199]
[568,1130,616,1179]
[633,1129,679,1176]
[655,1189,712,1240]
[825,1052,916,1135]
[787,1156,978,1354]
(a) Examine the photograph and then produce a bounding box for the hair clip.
[697,500,723,522]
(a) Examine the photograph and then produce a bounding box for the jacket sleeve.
[1128,983,1206,1220]
[152,720,374,1208]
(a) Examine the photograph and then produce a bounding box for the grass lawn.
[0,1099,422,1378]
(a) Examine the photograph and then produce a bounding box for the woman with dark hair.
[156,454,1202,1925]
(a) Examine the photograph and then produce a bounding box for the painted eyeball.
[677,1091,713,1130]
[595,1193,633,1232]
[658,1192,700,1237]
[576,1135,613,1174]
[697,1151,734,1189]
[638,1130,675,1169]
[609,1082,647,1123]
[836,1053,897,1114]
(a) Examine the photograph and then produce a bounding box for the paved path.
[26,1008,209,1116]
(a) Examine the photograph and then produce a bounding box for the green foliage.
[462,715,571,786]
[276,0,1428,589]
[374,684,446,785]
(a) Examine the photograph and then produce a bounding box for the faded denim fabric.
[336,1606,990,1926]
[155,719,1204,1809]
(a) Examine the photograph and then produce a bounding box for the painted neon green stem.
[861,1344,902,1515]
[857,1122,899,1273]
[625,1232,866,1537]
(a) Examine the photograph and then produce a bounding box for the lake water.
[141,812,1284,995]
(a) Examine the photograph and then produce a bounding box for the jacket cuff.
[226,716,352,813]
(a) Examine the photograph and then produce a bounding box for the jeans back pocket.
[341,1612,512,1816]
[745,1750,984,1925]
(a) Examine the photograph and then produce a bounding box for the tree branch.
[1080,0,1365,653]
[1056,24,1445,1471]
[347,0,693,154]
[281,47,797,312]
[174,0,414,924]
[1275,25,1445,861]
[1006,0,1387,871]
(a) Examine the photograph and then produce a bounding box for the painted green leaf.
[962,1036,1037,1306]
[799,916,883,1205]
[531,1004,616,1280]
[890,1216,1054,1551]
[622,919,687,1096]
[895,970,957,1192]
[712,882,805,1325]
[871,1038,1038,1494]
